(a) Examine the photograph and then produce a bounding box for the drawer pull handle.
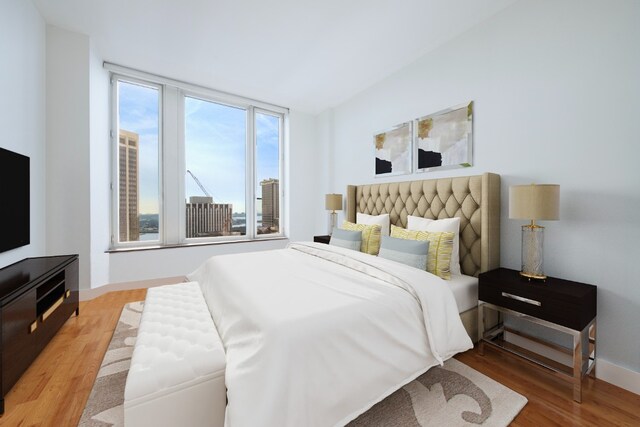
[42,296,64,322]
[65,289,70,299]
[501,292,541,306]
[29,321,38,334]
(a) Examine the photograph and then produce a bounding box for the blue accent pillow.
[378,235,429,270]
[329,228,362,251]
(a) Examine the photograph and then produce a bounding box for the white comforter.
[188,242,472,427]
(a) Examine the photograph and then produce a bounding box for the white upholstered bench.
[124,281,226,427]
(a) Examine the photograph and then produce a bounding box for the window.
[255,112,282,235]
[110,69,286,249]
[114,79,161,244]
[184,97,247,238]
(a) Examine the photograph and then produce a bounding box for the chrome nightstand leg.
[477,303,485,355]
[573,331,583,403]
[588,321,597,379]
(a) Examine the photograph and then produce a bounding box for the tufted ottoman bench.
[124,282,226,427]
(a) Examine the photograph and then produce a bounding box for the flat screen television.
[0,147,30,253]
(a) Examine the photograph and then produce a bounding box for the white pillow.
[357,213,390,236]
[407,215,461,275]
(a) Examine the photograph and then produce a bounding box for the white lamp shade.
[325,194,343,211]
[509,184,560,221]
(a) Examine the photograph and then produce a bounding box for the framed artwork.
[415,101,473,172]
[374,121,413,177]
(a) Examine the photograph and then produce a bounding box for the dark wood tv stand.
[0,255,79,414]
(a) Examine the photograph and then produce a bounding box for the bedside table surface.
[313,235,331,244]
[478,267,596,331]
[480,268,596,302]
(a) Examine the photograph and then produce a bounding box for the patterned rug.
[79,302,527,426]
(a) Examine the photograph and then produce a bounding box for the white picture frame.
[415,101,473,173]
[374,121,413,177]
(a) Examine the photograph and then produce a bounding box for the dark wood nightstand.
[478,267,597,403]
[313,235,331,244]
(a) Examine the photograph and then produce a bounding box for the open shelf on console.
[36,281,65,319]
[36,271,65,301]
[35,270,66,319]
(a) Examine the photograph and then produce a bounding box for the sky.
[119,81,280,215]
[119,81,159,214]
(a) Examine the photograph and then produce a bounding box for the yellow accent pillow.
[390,224,455,280]
[341,221,382,255]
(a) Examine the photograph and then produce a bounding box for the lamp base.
[329,211,337,235]
[519,270,547,281]
[521,223,546,281]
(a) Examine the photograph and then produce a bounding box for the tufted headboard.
[346,173,500,277]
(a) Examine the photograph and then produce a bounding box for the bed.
[346,172,501,341]
[184,172,500,427]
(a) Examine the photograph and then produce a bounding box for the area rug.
[79,302,527,426]
[78,301,143,427]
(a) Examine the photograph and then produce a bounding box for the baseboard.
[80,276,187,301]
[596,358,640,396]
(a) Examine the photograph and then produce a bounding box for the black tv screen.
[0,147,30,253]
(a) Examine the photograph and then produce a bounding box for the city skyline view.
[119,81,281,217]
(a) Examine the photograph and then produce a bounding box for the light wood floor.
[1,288,639,426]
[0,289,146,427]
[456,349,640,426]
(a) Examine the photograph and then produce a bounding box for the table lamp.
[325,194,343,235]
[509,184,560,280]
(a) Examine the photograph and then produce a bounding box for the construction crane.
[186,169,212,200]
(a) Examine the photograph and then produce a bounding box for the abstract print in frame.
[415,101,473,172]
[374,121,412,177]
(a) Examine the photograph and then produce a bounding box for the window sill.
[106,236,289,254]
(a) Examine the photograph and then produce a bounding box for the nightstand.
[313,235,331,244]
[478,268,597,403]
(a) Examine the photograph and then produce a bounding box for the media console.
[0,255,79,414]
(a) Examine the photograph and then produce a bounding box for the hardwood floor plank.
[0,287,638,426]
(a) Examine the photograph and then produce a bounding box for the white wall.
[89,40,111,288]
[313,110,335,234]
[46,26,92,288]
[320,0,640,375]
[287,110,320,240]
[0,0,46,269]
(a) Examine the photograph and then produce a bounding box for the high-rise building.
[186,196,233,238]
[260,178,279,231]
[119,130,140,241]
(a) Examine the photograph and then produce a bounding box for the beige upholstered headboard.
[346,173,500,277]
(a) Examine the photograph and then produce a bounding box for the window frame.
[179,91,251,244]
[253,107,285,240]
[179,94,286,244]
[110,74,164,249]
[108,65,287,250]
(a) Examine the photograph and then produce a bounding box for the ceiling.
[33,0,515,114]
